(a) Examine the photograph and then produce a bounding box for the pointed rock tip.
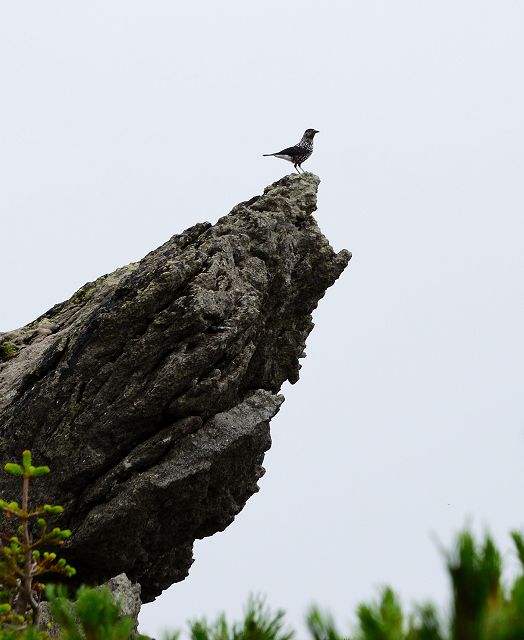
[264,172,320,194]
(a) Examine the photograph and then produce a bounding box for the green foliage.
[0,584,138,639]
[0,626,47,639]
[509,531,524,567]
[3,449,524,640]
[0,343,19,362]
[0,451,75,629]
[307,607,342,640]
[175,531,524,640]
[47,585,135,640]
[0,528,523,640]
[354,587,404,640]
[446,532,502,640]
[405,605,444,640]
[302,531,524,640]
[187,596,293,640]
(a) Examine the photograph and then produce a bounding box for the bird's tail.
[262,153,275,156]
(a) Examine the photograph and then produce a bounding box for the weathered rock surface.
[0,173,350,601]
[106,574,142,630]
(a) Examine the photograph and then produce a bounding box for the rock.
[0,173,350,602]
[38,573,141,637]
[106,574,141,630]
[38,603,61,639]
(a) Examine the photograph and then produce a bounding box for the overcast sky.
[1,1,524,638]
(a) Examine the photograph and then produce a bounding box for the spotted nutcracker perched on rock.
[263,128,319,173]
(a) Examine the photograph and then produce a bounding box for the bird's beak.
[314,130,319,134]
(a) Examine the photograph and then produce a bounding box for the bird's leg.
[294,164,300,174]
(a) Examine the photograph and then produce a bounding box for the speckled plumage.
[263,128,319,173]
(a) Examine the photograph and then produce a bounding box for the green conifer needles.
[4,451,50,479]
[0,451,75,629]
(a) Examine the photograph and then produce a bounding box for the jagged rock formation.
[0,173,350,602]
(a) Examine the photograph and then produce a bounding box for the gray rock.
[38,573,141,636]
[0,173,350,601]
[106,573,141,629]
[38,603,61,639]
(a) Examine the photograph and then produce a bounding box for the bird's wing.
[263,145,300,159]
[275,145,300,156]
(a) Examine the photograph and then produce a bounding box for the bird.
[263,129,319,173]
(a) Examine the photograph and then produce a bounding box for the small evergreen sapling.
[0,450,75,628]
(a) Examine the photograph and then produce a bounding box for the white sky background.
[1,1,524,637]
